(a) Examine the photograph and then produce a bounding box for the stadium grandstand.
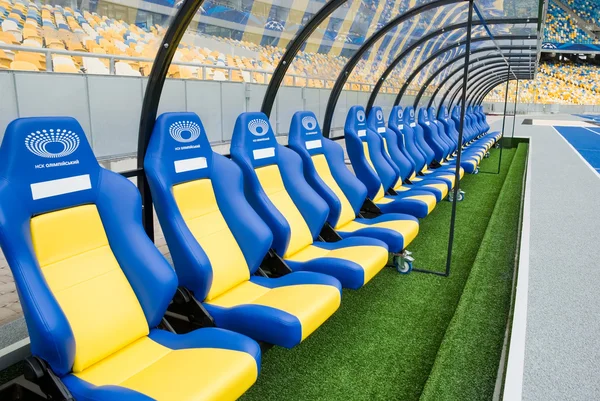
[0,0,598,401]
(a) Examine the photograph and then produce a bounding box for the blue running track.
[554,126,600,173]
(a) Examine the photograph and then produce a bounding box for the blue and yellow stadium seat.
[144,112,342,349]
[230,112,389,290]
[0,116,261,400]
[344,105,437,219]
[287,110,418,272]
[367,106,449,202]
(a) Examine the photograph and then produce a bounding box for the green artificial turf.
[420,143,528,401]
[242,146,523,401]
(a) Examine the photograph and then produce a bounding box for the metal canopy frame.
[363,18,536,113]
[131,0,542,247]
[434,56,534,108]
[405,44,534,108]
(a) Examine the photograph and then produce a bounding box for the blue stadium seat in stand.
[144,112,342,349]
[0,117,260,400]
[367,106,449,202]
[288,110,418,273]
[230,112,389,290]
[344,105,437,219]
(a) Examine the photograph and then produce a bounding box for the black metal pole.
[137,0,206,240]
[445,0,474,277]
[510,78,520,140]
[495,69,511,174]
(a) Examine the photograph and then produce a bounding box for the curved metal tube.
[137,0,207,238]
[434,56,534,107]
[365,17,535,112]
[260,0,346,116]
[322,0,462,136]
[409,44,533,107]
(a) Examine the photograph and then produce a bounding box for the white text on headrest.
[31,174,91,200]
[253,147,275,160]
[410,123,416,127]
[398,124,404,129]
[358,129,366,137]
[174,157,207,173]
[305,140,322,150]
[377,127,386,133]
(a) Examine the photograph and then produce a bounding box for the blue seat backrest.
[0,117,176,376]
[388,106,417,177]
[366,107,402,179]
[401,106,428,173]
[230,112,329,257]
[368,106,412,181]
[144,112,272,300]
[344,105,395,199]
[288,111,366,228]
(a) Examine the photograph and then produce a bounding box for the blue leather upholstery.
[368,106,447,202]
[288,110,420,253]
[0,116,260,399]
[144,112,342,348]
[344,105,437,219]
[230,111,389,289]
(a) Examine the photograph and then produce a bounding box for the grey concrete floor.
[493,114,600,401]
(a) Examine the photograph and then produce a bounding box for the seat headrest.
[389,106,404,128]
[145,112,213,185]
[344,105,368,142]
[417,107,428,123]
[289,111,324,156]
[429,107,437,120]
[0,117,100,215]
[367,106,387,134]
[439,105,449,120]
[231,112,278,168]
[403,106,416,125]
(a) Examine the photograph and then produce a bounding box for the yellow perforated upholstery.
[207,281,341,341]
[255,165,314,257]
[30,205,148,372]
[362,142,385,201]
[339,219,419,247]
[74,336,258,401]
[173,179,250,301]
[310,154,356,229]
[286,244,388,285]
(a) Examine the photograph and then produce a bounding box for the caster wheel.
[473,167,480,175]
[457,191,465,202]
[494,143,500,149]
[448,191,465,202]
[392,252,414,274]
[484,152,490,158]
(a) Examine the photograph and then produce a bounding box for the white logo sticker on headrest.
[410,123,416,127]
[376,110,383,121]
[305,139,322,150]
[398,124,404,129]
[410,109,415,118]
[377,127,386,133]
[301,116,317,131]
[358,129,367,137]
[169,121,201,143]
[25,129,80,158]
[253,147,275,160]
[357,110,366,122]
[398,109,403,119]
[174,157,207,173]
[248,119,269,136]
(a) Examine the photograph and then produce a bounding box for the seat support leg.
[23,357,73,401]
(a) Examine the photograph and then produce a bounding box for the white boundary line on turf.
[502,136,532,401]
[552,126,600,180]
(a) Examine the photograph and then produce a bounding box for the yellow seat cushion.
[338,219,419,248]
[74,336,258,401]
[285,244,388,285]
[207,281,341,341]
[423,182,448,198]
